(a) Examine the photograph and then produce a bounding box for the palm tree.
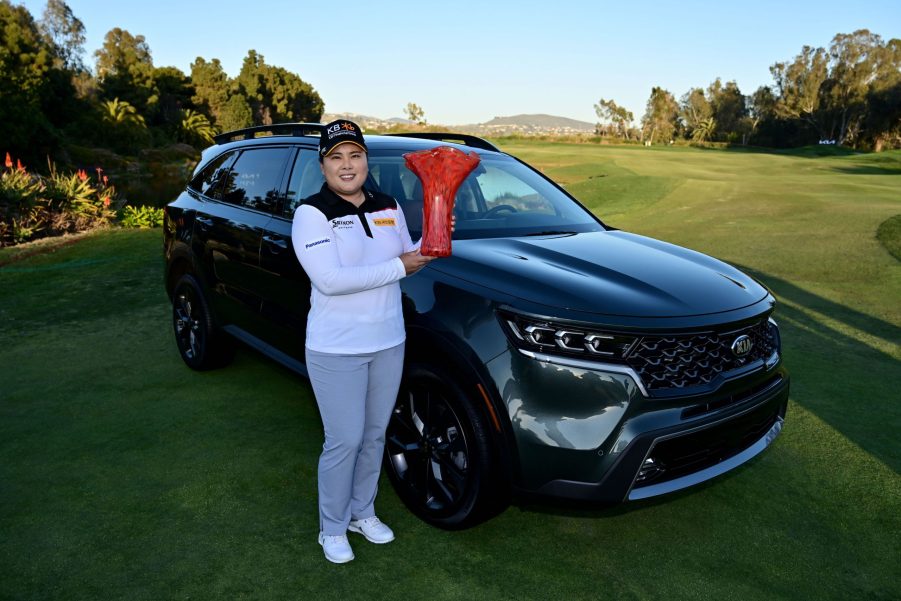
[180,109,217,145]
[101,98,146,127]
[692,117,716,142]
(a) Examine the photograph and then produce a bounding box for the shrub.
[0,153,120,247]
[119,205,164,228]
[1,154,47,245]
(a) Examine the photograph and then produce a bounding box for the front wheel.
[171,274,233,370]
[384,364,508,529]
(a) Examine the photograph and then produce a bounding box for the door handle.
[195,216,213,230]
[263,235,288,252]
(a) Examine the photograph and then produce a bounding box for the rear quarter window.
[188,151,237,198]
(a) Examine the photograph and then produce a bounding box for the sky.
[16,0,901,125]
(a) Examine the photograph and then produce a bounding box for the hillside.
[479,113,595,130]
[322,111,595,135]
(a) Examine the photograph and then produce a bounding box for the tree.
[640,87,679,144]
[101,98,145,126]
[770,45,830,141]
[233,50,323,125]
[179,109,216,145]
[594,98,633,139]
[404,102,426,124]
[151,65,192,128]
[0,1,57,162]
[38,0,84,71]
[707,79,747,142]
[863,80,901,151]
[679,88,712,139]
[218,94,253,132]
[826,29,887,145]
[94,27,156,114]
[97,97,150,152]
[864,37,901,150]
[746,85,779,144]
[860,37,901,150]
[769,31,901,148]
[691,117,716,142]
[190,57,230,127]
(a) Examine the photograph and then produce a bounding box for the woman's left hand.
[401,250,435,275]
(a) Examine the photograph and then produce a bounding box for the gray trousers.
[305,343,404,535]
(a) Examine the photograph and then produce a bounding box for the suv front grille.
[626,320,776,392]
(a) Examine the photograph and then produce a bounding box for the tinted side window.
[283,149,324,217]
[220,147,292,213]
[188,151,236,198]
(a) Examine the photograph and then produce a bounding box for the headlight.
[499,310,637,362]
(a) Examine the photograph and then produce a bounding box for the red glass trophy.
[403,146,481,257]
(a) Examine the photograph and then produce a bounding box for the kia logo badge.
[732,335,753,357]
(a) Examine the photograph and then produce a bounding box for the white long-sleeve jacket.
[291,184,418,354]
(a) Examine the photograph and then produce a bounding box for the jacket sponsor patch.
[304,237,332,250]
[330,218,355,230]
[373,218,396,226]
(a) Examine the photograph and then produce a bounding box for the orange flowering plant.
[0,154,121,246]
[0,155,46,244]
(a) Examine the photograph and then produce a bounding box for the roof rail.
[384,132,500,152]
[213,122,324,145]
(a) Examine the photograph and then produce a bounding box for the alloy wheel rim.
[387,385,471,514]
[173,290,201,360]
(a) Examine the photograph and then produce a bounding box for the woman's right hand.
[400,250,435,275]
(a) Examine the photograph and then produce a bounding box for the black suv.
[164,123,789,529]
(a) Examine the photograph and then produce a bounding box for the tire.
[384,363,508,529]
[171,274,233,370]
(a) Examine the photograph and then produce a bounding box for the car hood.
[429,231,768,317]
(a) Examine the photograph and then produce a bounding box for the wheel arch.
[165,240,197,300]
[404,324,518,491]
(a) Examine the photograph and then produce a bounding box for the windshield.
[367,150,603,239]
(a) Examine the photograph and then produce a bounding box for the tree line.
[3,0,899,172]
[0,0,324,168]
[598,29,900,150]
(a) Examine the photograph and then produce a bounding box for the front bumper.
[629,412,783,500]
[487,346,790,504]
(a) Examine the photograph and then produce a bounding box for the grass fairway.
[1,143,899,600]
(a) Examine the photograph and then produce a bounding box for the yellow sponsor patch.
[373,218,396,226]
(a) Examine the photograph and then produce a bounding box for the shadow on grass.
[772,145,862,158]
[689,144,862,157]
[877,214,901,261]
[737,264,900,473]
[828,164,901,175]
[690,144,783,155]
[738,265,901,344]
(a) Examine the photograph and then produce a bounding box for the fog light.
[636,457,666,483]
